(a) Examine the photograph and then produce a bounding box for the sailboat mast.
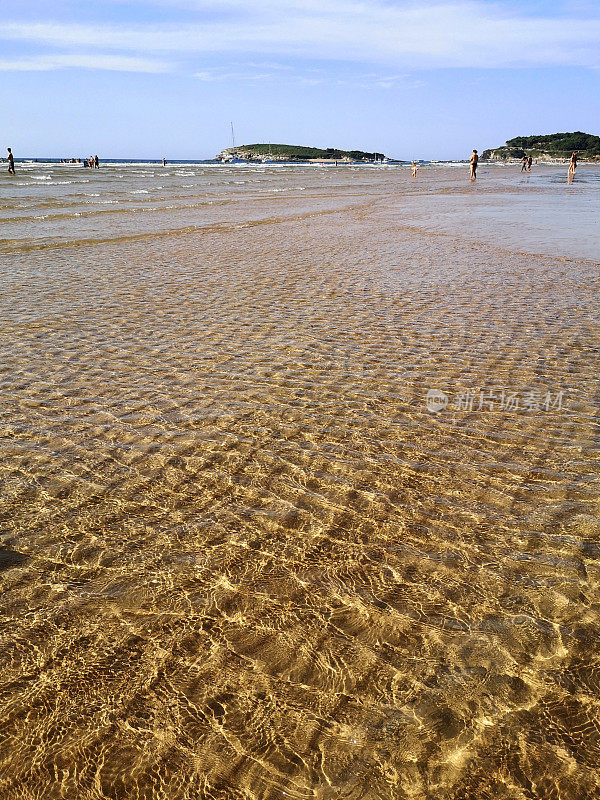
[231,122,236,149]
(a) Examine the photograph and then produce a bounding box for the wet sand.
[1,164,599,799]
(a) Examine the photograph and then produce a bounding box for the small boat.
[219,153,245,164]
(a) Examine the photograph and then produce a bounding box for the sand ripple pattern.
[1,165,600,799]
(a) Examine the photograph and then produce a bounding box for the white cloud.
[191,63,416,88]
[2,1,600,70]
[0,53,170,72]
[193,68,276,81]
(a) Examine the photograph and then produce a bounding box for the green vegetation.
[219,143,385,161]
[482,131,600,161]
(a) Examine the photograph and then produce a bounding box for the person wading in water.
[469,150,478,181]
[568,151,578,180]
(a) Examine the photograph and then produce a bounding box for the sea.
[1,161,599,800]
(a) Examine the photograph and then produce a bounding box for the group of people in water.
[58,157,98,166]
[2,150,101,172]
[466,148,577,181]
[521,155,535,172]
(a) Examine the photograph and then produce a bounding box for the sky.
[1,0,599,160]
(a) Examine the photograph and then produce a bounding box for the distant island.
[482,131,600,162]
[217,143,387,163]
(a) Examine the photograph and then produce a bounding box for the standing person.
[162,157,167,166]
[568,151,578,178]
[94,155,99,169]
[6,147,15,175]
[469,149,478,181]
[411,161,418,178]
[521,155,528,172]
[527,156,533,172]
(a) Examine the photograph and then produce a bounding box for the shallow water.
[1,163,599,799]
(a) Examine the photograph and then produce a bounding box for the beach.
[1,162,599,799]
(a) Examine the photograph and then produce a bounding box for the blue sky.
[2,0,599,159]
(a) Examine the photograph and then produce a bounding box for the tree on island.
[217,143,387,162]
[482,131,600,161]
